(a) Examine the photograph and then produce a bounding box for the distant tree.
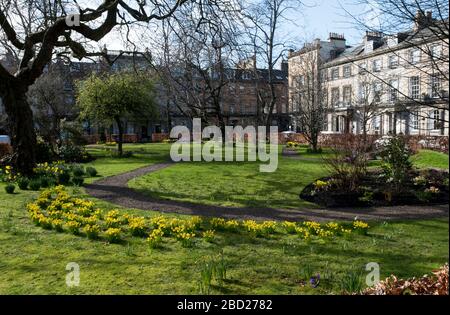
[77,71,158,156]
[291,48,326,152]
[27,70,76,154]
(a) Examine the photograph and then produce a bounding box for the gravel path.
[85,163,449,222]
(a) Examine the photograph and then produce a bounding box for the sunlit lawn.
[0,143,448,294]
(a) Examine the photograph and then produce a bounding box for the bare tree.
[244,0,302,131]
[290,47,326,152]
[0,0,228,174]
[27,67,76,153]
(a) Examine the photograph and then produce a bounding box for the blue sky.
[284,0,368,47]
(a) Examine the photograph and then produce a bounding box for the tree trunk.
[2,84,37,176]
[115,117,124,157]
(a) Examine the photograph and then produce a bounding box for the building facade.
[288,11,449,137]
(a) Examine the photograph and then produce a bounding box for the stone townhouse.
[288,11,449,137]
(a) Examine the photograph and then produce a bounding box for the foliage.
[86,167,98,177]
[380,136,413,192]
[4,184,15,194]
[323,135,371,192]
[28,179,42,191]
[17,177,29,190]
[77,71,158,156]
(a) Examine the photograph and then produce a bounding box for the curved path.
[85,163,449,222]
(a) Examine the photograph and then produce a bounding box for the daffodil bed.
[27,186,370,247]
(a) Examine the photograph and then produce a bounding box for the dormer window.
[372,59,382,72]
[331,68,339,80]
[343,65,351,78]
[410,49,420,64]
[388,55,399,68]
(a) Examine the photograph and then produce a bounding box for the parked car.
[0,135,11,145]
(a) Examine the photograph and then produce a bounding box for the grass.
[128,144,448,210]
[0,143,448,294]
[411,150,449,170]
[0,186,448,294]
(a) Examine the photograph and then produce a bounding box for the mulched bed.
[300,169,449,208]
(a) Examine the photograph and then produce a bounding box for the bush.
[59,144,92,163]
[0,143,13,159]
[72,176,84,186]
[57,170,71,185]
[380,136,412,192]
[29,179,42,191]
[86,166,98,177]
[39,176,51,188]
[35,141,55,163]
[17,177,29,190]
[72,166,85,177]
[4,184,15,194]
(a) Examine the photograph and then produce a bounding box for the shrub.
[72,166,85,177]
[353,221,369,235]
[29,179,42,191]
[323,134,371,192]
[4,184,15,194]
[379,136,413,192]
[72,176,84,186]
[17,177,29,190]
[86,167,98,177]
[57,170,71,185]
[39,176,50,188]
[59,144,91,163]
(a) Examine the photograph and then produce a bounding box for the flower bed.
[300,168,449,207]
[27,186,370,246]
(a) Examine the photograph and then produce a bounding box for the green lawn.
[128,145,449,210]
[0,143,448,294]
[411,150,449,169]
[0,186,448,294]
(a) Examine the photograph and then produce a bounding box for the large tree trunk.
[115,117,124,157]
[2,84,37,176]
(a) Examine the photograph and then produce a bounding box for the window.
[429,110,441,130]
[331,88,340,107]
[343,65,351,78]
[343,86,352,105]
[430,45,442,59]
[373,82,383,102]
[389,79,399,102]
[410,49,420,64]
[372,59,382,72]
[230,105,235,114]
[409,76,420,99]
[358,62,367,74]
[322,114,328,131]
[331,68,339,80]
[372,115,381,132]
[411,111,419,131]
[388,55,399,68]
[359,83,368,101]
[430,74,442,98]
